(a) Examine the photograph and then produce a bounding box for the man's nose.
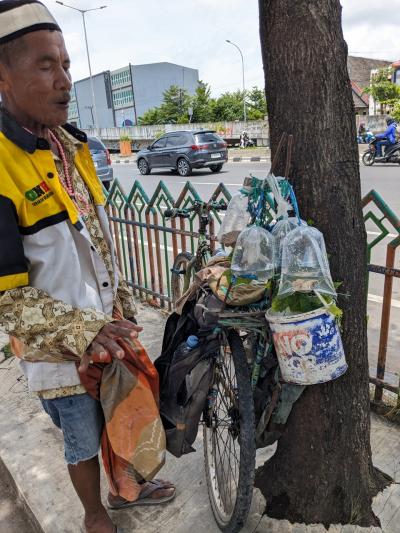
[55,67,72,92]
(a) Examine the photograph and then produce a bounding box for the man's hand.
[78,320,143,373]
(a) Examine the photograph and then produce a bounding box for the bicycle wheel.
[203,329,256,533]
[171,251,193,306]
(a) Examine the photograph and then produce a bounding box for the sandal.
[107,479,176,509]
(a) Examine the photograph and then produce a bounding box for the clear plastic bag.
[272,217,307,268]
[217,193,250,246]
[231,225,276,282]
[278,225,336,297]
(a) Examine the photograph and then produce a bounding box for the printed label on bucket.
[270,312,347,385]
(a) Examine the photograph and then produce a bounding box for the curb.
[111,157,271,165]
[0,452,44,533]
[112,155,365,164]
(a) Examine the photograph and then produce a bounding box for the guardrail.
[106,180,399,403]
[86,120,269,142]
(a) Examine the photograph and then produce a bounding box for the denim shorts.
[40,393,104,465]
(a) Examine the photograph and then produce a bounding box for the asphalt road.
[111,160,400,379]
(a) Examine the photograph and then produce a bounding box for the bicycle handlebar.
[164,202,228,219]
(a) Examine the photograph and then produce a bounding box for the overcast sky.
[43,0,400,96]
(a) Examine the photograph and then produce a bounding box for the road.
[111,161,400,380]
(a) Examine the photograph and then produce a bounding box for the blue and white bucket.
[266,307,347,385]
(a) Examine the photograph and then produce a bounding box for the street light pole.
[226,39,247,123]
[56,2,107,133]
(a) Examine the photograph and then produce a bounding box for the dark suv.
[136,130,228,177]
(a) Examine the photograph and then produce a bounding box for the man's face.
[0,30,72,128]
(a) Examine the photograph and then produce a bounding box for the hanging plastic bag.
[278,225,336,297]
[231,225,276,283]
[272,217,307,268]
[217,192,250,246]
[266,174,292,220]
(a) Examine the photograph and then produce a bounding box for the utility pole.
[56,2,107,132]
[226,39,247,122]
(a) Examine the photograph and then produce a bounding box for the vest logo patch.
[25,181,54,206]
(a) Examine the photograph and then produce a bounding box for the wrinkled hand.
[79,320,143,373]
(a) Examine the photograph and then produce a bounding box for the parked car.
[87,136,113,190]
[136,130,228,177]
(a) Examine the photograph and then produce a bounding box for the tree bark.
[255,0,388,527]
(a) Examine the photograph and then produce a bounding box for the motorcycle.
[357,131,374,144]
[362,136,400,166]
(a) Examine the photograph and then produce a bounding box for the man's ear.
[0,63,10,93]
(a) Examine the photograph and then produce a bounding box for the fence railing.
[106,179,231,310]
[362,190,400,403]
[106,180,400,402]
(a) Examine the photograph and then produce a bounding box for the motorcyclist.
[375,117,398,157]
[358,122,366,143]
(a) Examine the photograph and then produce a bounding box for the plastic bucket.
[266,307,347,385]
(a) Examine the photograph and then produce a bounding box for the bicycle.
[166,136,294,532]
[165,200,228,306]
[165,200,274,533]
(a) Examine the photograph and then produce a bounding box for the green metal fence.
[362,190,400,402]
[106,179,231,310]
[106,180,400,402]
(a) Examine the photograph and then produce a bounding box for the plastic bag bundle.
[231,225,276,283]
[217,193,250,246]
[266,174,292,220]
[278,225,336,297]
[272,217,306,268]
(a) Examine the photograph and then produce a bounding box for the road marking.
[368,294,400,309]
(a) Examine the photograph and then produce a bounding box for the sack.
[208,269,267,306]
[155,300,220,457]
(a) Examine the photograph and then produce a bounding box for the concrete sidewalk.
[0,304,399,533]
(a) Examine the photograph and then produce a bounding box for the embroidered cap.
[0,0,61,45]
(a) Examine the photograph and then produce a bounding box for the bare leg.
[68,456,115,533]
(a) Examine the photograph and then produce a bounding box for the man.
[375,117,398,157]
[0,2,174,532]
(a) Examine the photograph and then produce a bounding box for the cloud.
[341,0,400,60]
[42,0,400,98]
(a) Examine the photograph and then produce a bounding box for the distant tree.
[363,67,400,114]
[191,81,213,123]
[138,107,162,125]
[211,90,244,121]
[137,84,269,124]
[247,86,267,119]
[159,85,191,124]
[392,100,400,123]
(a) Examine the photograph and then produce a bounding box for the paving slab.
[0,305,399,533]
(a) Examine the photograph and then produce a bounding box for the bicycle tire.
[203,329,256,533]
[171,251,194,306]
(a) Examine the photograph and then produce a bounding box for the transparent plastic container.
[231,225,276,282]
[272,218,297,267]
[278,225,336,297]
[217,193,250,246]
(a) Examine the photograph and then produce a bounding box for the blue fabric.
[375,139,390,157]
[40,393,104,465]
[376,123,397,144]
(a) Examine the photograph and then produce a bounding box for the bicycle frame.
[180,208,214,294]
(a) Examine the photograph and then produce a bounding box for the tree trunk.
[255,0,388,527]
